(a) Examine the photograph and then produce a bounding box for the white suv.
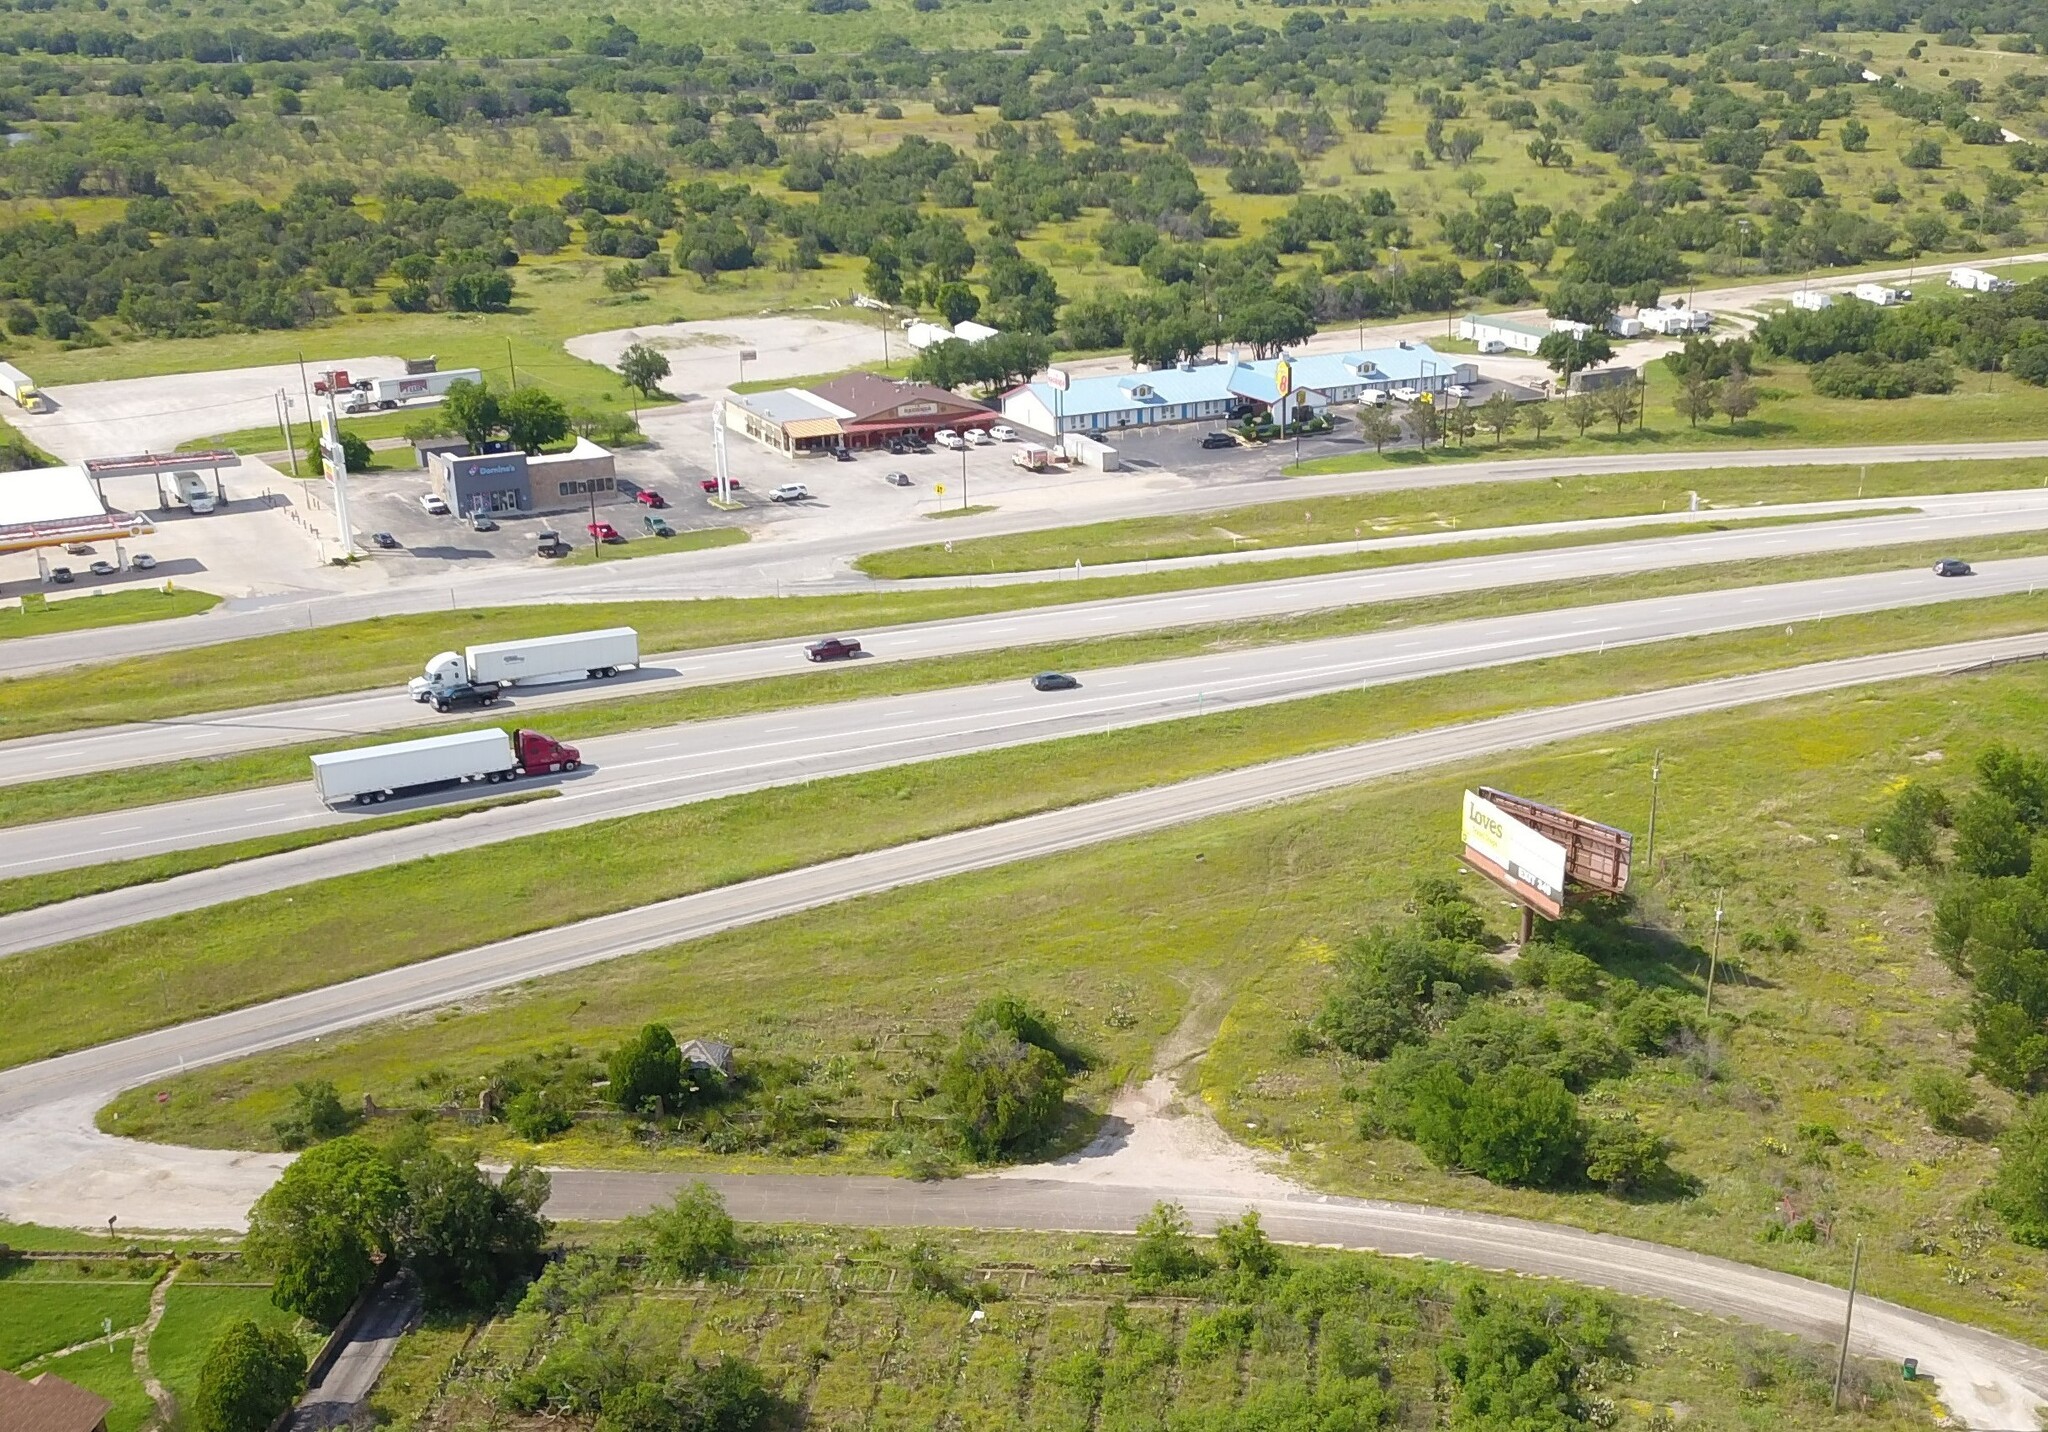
[988,424,1017,442]
[963,428,992,446]
[769,483,810,502]
[934,429,965,449]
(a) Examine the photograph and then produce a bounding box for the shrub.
[271,1079,357,1151]
[608,1024,685,1115]
[1991,1097,2048,1245]
[1868,780,1950,867]
[1612,990,1690,1055]
[1213,1210,1283,1281]
[940,1021,1068,1160]
[1130,1201,1210,1288]
[1514,944,1603,1002]
[1911,1068,1978,1131]
[1582,1113,1671,1192]
[506,1088,574,1142]
[640,1182,742,1279]
[1404,1063,1582,1187]
[192,1321,307,1432]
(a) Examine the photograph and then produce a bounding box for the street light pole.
[960,444,968,510]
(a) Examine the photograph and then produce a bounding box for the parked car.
[1391,386,1420,403]
[49,566,73,584]
[471,512,497,532]
[805,636,862,661]
[885,471,913,486]
[88,560,115,576]
[635,489,667,508]
[963,428,992,446]
[419,492,450,515]
[371,532,400,550]
[1200,431,1235,449]
[885,438,907,455]
[699,477,743,493]
[904,436,931,453]
[131,552,158,569]
[934,429,965,449]
[429,681,501,713]
[1446,383,1474,399]
[587,521,623,543]
[1933,558,1974,577]
[834,447,855,462]
[1031,671,1080,691]
[989,424,1018,442]
[536,530,567,557]
[1360,389,1390,407]
[64,542,93,555]
[769,483,810,502]
[644,515,674,536]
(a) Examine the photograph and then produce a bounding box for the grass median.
[0,588,220,641]
[11,589,2048,1073]
[102,658,2048,1350]
[10,528,2048,831]
[858,455,2048,578]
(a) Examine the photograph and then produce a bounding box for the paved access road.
[9,493,2048,787]
[6,560,2048,952]
[6,439,2048,678]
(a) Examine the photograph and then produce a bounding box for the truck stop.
[0,463,153,554]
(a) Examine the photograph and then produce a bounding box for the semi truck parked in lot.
[343,367,484,413]
[311,727,581,806]
[171,471,216,513]
[408,627,640,702]
[0,362,49,414]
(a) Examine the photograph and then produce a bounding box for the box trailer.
[172,471,216,514]
[408,626,639,701]
[343,367,484,413]
[0,361,49,414]
[1949,267,2015,294]
[1852,282,1903,305]
[310,726,580,806]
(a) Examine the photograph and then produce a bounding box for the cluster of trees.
[1317,880,1686,1192]
[245,1129,550,1324]
[940,996,1083,1160]
[906,330,1052,394]
[1758,279,2048,395]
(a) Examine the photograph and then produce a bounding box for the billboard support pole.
[1643,750,1661,884]
[1518,906,1534,945]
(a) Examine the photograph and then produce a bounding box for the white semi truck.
[0,361,48,414]
[311,726,582,806]
[172,471,216,514]
[408,627,640,702]
[342,367,484,413]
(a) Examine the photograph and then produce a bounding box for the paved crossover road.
[6,560,2048,951]
[9,494,2048,786]
[6,440,2048,677]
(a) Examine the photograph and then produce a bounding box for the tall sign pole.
[711,401,731,504]
[318,409,357,559]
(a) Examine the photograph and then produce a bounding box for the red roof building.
[0,1370,113,1432]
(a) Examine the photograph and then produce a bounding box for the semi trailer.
[408,627,640,702]
[342,367,484,413]
[0,362,48,414]
[310,726,581,806]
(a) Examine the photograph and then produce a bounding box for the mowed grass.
[0,588,221,640]
[148,1280,310,1420]
[1288,365,2048,480]
[10,527,2048,831]
[557,524,749,566]
[31,1338,153,1432]
[43,587,2047,1078]
[861,455,2048,578]
[0,1275,155,1368]
[111,659,2048,1348]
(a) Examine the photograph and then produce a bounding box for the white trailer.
[172,470,216,514]
[1791,289,1834,311]
[409,626,639,700]
[344,367,484,413]
[0,361,48,414]
[1949,266,2015,294]
[311,728,515,806]
[1852,282,1903,306]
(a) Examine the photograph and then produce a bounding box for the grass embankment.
[862,454,2048,579]
[12,530,2048,832]
[110,658,2048,1348]
[26,588,2048,1076]
[556,525,748,566]
[1285,365,2048,479]
[0,588,221,640]
[370,1227,1929,1432]
[0,790,556,918]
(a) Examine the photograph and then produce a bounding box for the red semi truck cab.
[515,729,582,774]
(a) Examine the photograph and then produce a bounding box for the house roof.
[1462,314,1551,340]
[679,1038,736,1076]
[1017,345,1461,420]
[0,1370,112,1432]
[731,388,851,425]
[808,373,989,425]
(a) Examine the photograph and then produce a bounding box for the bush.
[1581,1112,1670,1192]
[1911,1068,1979,1131]
[1612,990,1690,1055]
[1954,790,2032,877]
[640,1182,742,1279]
[1212,1210,1283,1281]
[1404,1063,1582,1187]
[1130,1201,1210,1288]
[507,1088,574,1142]
[1868,780,1950,867]
[1317,918,1496,1059]
[940,1021,1068,1160]
[192,1321,307,1432]
[608,1024,685,1116]
[271,1079,358,1151]
[1992,1097,2048,1245]
[1514,944,1603,1002]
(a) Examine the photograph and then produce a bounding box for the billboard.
[1479,787,1632,896]
[1462,789,1566,919]
[1274,357,1293,400]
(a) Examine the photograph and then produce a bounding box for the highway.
[6,439,2048,678]
[5,562,2048,952]
[3,636,2046,1425]
[10,492,2048,787]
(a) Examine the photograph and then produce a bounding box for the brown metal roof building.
[0,1369,113,1432]
[724,373,993,455]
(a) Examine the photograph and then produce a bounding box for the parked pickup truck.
[310,727,581,807]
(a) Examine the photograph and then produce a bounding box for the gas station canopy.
[0,463,153,553]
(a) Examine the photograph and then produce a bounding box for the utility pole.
[275,390,299,477]
[587,483,599,558]
[507,340,519,390]
[1832,1237,1865,1411]
[1643,750,1661,882]
[960,444,968,510]
[296,351,316,463]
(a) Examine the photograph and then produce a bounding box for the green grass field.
[863,456,2048,578]
[0,589,222,642]
[0,1274,155,1369]
[374,1227,1929,1432]
[147,1279,310,1421]
[107,656,2048,1349]
[558,524,749,566]
[31,1339,154,1432]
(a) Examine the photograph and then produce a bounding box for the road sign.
[738,348,758,361]
[1045,367,1071,392]
[1274,357,1293,399]
[935,484,946,495]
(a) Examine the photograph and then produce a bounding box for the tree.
[1446,127,1484,165]
[1213,1210,1283,1281]
[1867,780,1949,868]
[1599,381,1640,433]
[1526,134,1572,168]
[1955,790,2033,877]
[940,1018,1068,1160]
[641,1182,742,1278]
[864,244,903,305]
[1547,280,1617,327]
[617,343,671,398]
[603,263,640,294]
[245,1136,403,1325]
[1992,1096,2048,1246]
[1406,400,1443,449]
[1444,402,1477,446]
[192,1321,307,1432]
[1672,374,1717,427]
[271,1079,357,1151]
[391,1136,549,1310]
[1536,329,1614,376]
[440,379,501,450]
[1476,390,1520,446]
[934,281,980,326]
[1840,117,1870,152]
[1716,366,1758,426]
[1902,137,1944,169]
[1357,405,1401,452]
[1129,1201,1210,1288]
[608,1023,685,1115]
[1563,393,1602,436]
[1407,1064,1582,1187]
[1912,1068,1979,1132]
[502,387,570,454]
[1524,401,1556,443]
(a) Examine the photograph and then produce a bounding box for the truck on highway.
[343,367,484,413]
[408,627,640,702]
[0,361,49,414]
[311,727,581,806]
[171,471,216,514]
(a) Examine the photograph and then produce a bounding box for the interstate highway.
[3,558,2046,954]
[8,492,2048,786]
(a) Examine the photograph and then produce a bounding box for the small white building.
[1791,289,1834,311]
[904,321,954,351]
[1852,282,1903,306]
[1950,266,2016,294]
[1457,314,1552,355]
[953,320,1000,344]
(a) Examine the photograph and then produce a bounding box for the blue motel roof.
[1020,344,1460,419]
